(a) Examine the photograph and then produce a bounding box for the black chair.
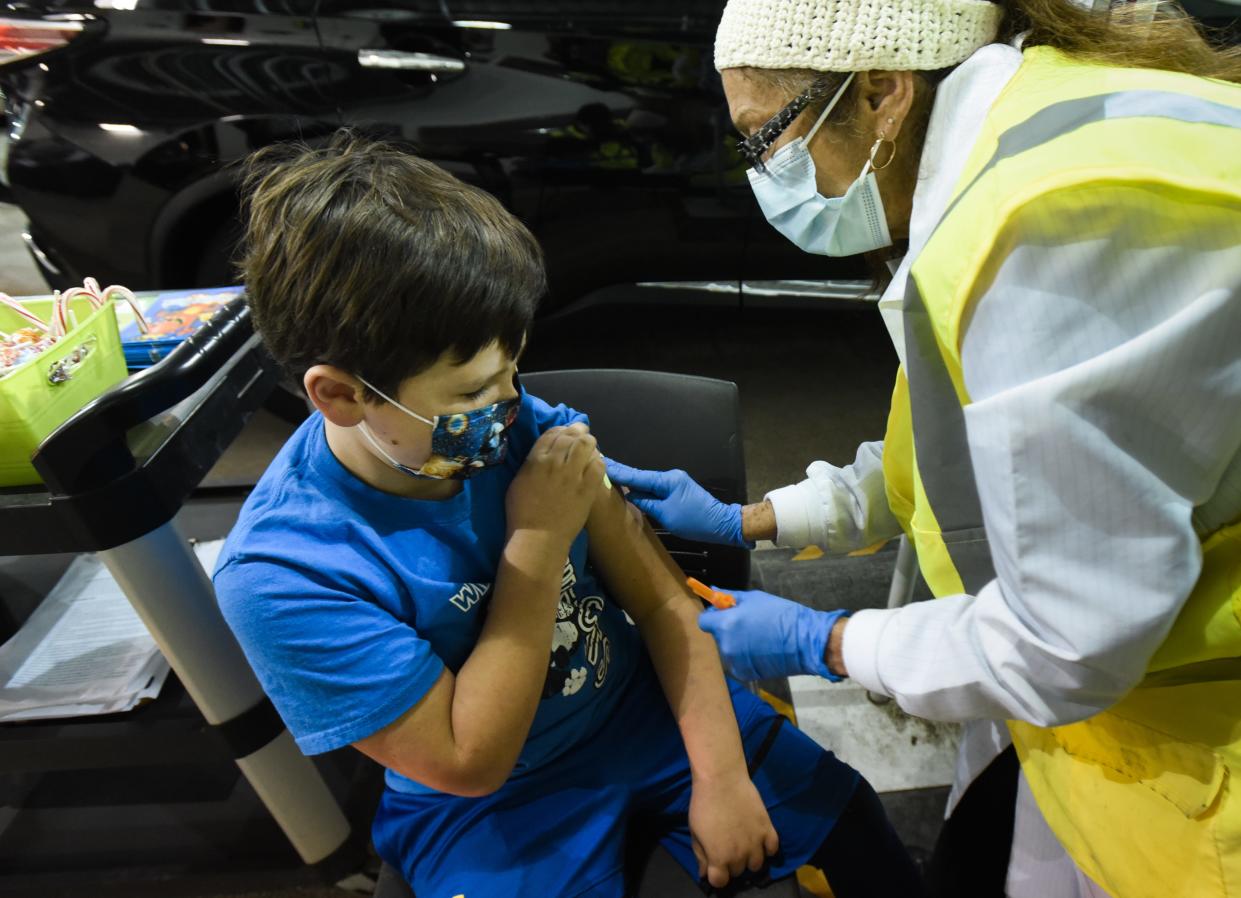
[524,368,750,590]
[374,370,798,898]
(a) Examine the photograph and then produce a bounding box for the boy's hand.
[506,423,604,548]
[689,774,779,888]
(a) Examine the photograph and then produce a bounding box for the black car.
[1,0,1236,312]
[0,0,886,314]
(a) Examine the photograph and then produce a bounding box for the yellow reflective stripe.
[902,275,998,595]
[906,448,970,597]
[1141,657,1241,689]
[903,277,985,528]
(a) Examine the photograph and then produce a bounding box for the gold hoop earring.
[870,134,896,170]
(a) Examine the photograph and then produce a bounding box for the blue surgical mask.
[356,375,522,480]
[747,73,893,257]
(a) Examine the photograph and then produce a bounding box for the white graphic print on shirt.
[544,559,610,698]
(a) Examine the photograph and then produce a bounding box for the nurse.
[606,1,1241,896]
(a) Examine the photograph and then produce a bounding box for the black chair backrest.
[521,369,749,590]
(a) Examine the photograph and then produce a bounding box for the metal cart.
[0,299,353,875]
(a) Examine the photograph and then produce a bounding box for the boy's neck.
[322,419,464,501]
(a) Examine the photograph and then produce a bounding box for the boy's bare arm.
[352,530,564,796]
[585,482,778,886]
[353,425,603,797]
[585,483,745,778]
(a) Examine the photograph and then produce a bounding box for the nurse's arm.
[764,440,902,552]
[741,499,778,543]
[586,482,779,885]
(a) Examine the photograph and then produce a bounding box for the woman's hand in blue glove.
[604,459,752,549]
[698,589,849,682]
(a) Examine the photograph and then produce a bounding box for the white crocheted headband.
[715,0,1004,72]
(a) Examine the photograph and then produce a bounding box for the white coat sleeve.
[842,184,1241,726]
[764,440,904,553]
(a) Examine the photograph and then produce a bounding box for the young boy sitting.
[212,132,921,898]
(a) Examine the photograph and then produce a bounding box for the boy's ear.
[304,364,366,427]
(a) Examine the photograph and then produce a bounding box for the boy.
[213,132,920,897]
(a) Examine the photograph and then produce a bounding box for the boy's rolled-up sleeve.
[506,391,591,458]
[214,557,445,756]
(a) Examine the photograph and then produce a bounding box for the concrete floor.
[0,201,953,897]
[0,205,49,298]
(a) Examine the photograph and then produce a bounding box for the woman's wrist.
[825,616,849,678]
[740,500,778,543]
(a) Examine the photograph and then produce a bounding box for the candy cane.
[102,284,149,334]
[51,290,71,337]
[69,278,105,311]
[86,278,104,310]
[62,286,101,323]
[60,288,85,331]
[0,293,51,332]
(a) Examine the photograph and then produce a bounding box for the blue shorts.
[371,661,859,898]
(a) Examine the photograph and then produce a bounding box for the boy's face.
[359,339,523,472]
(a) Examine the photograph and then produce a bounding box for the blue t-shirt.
[213,391,641,795]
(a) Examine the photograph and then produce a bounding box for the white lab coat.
[763,42,1241,896]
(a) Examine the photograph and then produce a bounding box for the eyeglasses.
[735,86,816,173]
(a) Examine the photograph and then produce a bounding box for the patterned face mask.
[356,374,522,481]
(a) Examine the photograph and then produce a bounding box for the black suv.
[0,0,886,312]
[1,0,1235,311]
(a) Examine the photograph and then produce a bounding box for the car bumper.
[21,227,72,284]
[0,91,11,204]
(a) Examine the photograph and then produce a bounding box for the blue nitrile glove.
[698,589,850,682]
[604,459,752,549]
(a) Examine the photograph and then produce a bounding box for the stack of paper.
[0,540,223,722]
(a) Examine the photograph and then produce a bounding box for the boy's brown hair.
[238,130,545,396]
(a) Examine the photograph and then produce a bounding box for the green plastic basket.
[0,294,127,487]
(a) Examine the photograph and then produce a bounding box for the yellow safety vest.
[881,46,1241,897]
